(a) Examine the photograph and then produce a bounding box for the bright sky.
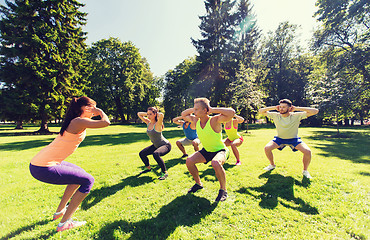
[0,0,320,77]
[82,0,320,77]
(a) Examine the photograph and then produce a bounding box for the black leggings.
[139,143,171,173]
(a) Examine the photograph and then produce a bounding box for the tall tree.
[87,38,157,122]
[192,0,235,105]
[0,0,88,132]
[259,21,309,106]
[232,0,260,68]
[313,0,370,86]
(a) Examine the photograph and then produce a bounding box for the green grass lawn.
[0,124,369,240]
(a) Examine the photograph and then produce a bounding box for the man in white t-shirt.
[259,99,319,178]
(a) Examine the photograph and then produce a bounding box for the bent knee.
[264,145,273,152]
[186,157,193,167]
[139,150,146,157]
[211,159,222,168]
[79,175,94,193]
[301,148,311,155]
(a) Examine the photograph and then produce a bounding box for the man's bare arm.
[258,106,278,116]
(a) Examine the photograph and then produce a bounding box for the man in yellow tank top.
[181,98,235,202]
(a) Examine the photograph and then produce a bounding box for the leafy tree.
[163,57,198,120]
[87,38,157,122]
[259,21,310,106]
[0,84,33,128]
[313,0,370,86]
[0,0,88,132]
[307,51,369,129]
[228,63,263,131]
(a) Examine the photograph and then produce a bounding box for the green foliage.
[313,0,370,86]
[259,22,311,106]
[191,0,260,106]
[307,52,369,127]
[0,0,88,132]
[191,0,236,105]
[163,57,199,120]
[228,63,263,125]
[86,38,159,122]
[232,0,260,68]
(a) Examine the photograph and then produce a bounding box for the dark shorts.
[272,136,303,152]
[199,148,227,164]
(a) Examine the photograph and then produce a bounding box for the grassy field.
[0,124,369,240]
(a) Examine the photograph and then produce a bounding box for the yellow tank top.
[224,120,241,141]
[196,117,225,152]
[30,130,86,167]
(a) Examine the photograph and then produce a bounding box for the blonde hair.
[194,98,210,111]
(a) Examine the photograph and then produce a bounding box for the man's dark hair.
[279,99,292,107]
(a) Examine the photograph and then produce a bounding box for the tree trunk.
[36,105,50,134]
[344,118,349,126]
[15,120,23,129]
[335,107,340,135]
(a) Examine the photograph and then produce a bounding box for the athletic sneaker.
[215,189,228,202]
[187,183,203,193]
[56,219,86,232]
[303,170,312,179]
[264,164,276,171]
[236,161,241,166]
[53,205,67,221]
[158,172,168,180]
[181,154,188,158]
[140,168,152,174]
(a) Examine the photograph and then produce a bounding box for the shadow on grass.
[199,162,235,179]
[237,171,318,215]
[82,175,154,210]
[307,130,370,164]
[1,219,56,240]
[165,157,185,170]
[181,161,236,182]
[94,195,217,240]
[359,171,370,177]
[0,128,184,151]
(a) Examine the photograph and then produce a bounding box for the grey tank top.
[147,123,169,148]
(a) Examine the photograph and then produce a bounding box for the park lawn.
[0,124,369,240]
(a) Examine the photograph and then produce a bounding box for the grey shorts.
[178,137,201,146]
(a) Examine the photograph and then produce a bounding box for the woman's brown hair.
[60,97,96,136]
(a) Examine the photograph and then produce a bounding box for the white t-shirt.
[266,111,307,139]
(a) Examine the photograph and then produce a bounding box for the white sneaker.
[264,165,276,171]
[56,219,86,232]
[303,170,312,179]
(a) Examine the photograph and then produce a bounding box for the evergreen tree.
[0,0,88,132]
[232,0,260,68]
[192,0,235,105]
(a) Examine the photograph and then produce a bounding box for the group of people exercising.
[29,96,318,232]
